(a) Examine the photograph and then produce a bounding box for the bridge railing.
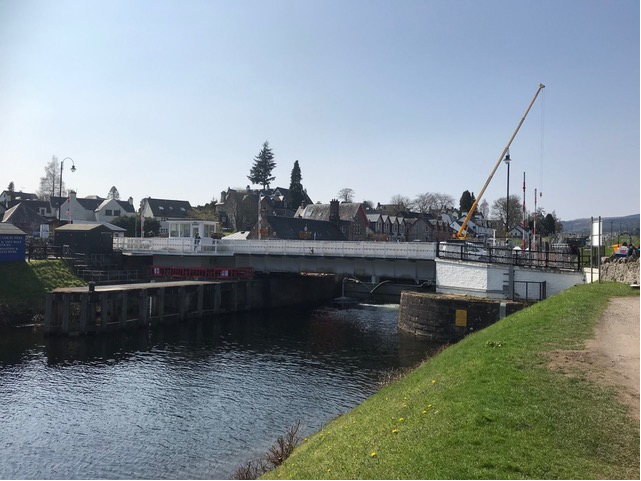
[113,237,437,259]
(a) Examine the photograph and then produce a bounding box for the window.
[105,209,112,216]
[113,210,120,216]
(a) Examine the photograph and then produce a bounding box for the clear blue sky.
[1,0,638,221]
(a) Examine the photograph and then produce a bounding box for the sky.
[1,0,639,221]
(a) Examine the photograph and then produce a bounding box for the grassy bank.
[0,260,85,311]
[264,282,639,479]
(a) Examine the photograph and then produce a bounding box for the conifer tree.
[248,141,276,190]
[289,160,305,209]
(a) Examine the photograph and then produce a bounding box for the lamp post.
[504,149,511,243]
[58,157,76,221]
[257,191,266,240]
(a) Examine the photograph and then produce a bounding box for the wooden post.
[158,287,165,323]
[100,292,109,332]
[61,293,71,334]
[178,286,186,320]
[139,289,149,327]
[197,285,204,316]
[80,293,89,334]
[44,293,54,334]
[214,284,221,312]
[119,291,128,329]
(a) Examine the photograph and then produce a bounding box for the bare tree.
[491,195,523,234]
[478,199,490,218]
[389,194,413,212]
[337,187,355,202]
[414,192,435,213]
[37,156,62,200]
[414,192,455,215]
[432,193,455,214]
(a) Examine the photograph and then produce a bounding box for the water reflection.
[0,303,441,479]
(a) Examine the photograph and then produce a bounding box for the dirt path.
[549,295,640,420]
[588,295,640,419]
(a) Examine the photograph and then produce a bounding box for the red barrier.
[150,266,254,280]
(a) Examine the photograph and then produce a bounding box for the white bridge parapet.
[113,237,437,260]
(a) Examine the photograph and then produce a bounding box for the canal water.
[0,302,441,479]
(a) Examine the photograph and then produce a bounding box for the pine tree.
[108,186,120,200]
[248,141,276,190]
[289,160,305,209]
[459,190,476,214]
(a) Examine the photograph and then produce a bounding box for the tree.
[459,190,476,214]
[337,187,355,202]
[7,181,14,192]
[248,141,276,190]
[542,213,558,236]
[362,199,374,210]
[289,160,305,209]
[111,216,161,237]
[478,199,490,218]
[389,194,413,212]
[37,156,63,200]
[414,192,455,215]
[491,195,523,234]
[107,186,120,200]
[189,196,219,221]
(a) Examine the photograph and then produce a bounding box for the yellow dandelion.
[371,451,377,458]
[399,417,404,422]
[392,429,399,434]
[422,409,427,414]
[428,403,433,408]
[432,379,437,384]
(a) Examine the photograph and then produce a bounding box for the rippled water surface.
[0,303,440,479]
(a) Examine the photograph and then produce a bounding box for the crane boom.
[456,83,545,240]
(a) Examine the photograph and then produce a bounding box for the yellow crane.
[456,83,545,240]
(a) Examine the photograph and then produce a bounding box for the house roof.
[145,198,192,218]
[76,197,105,211]
[96,198,136,214]
[55,223,113,232]
[10,200,53,214]
[265,215,346,241]
[1,202,49,225]
[295,202,363,222]
[220,231,251,240]
[59,221,127,232]
[0,190,38,202]
[0,222,27,235]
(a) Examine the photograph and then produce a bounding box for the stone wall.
[398,291,523,341]
[599,256,640,285]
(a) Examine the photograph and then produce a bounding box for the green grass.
[0,260,85,309]
[264,282,640,480]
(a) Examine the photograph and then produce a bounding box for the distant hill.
[561,214,640,235]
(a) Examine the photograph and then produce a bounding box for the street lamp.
[257,191,266,240]
[58,157,77,220]
[504,149,511,242]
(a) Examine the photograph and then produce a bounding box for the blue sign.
[0,234,25,263]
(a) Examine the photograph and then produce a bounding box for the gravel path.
[588,295,640,419]
[548,295,640,420]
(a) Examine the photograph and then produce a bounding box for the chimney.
[329,199,340,223]
[128,196,133,205]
